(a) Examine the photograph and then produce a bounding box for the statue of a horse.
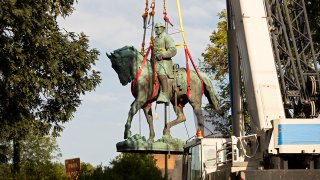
[107,46,221,142]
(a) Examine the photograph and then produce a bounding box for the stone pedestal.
[116,134,185,154]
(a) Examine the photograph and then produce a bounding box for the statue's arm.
[162,35,177,59]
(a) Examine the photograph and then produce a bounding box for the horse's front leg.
[143,105,155,143]
[124,100,144,139]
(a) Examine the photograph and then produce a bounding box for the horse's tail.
[200,72,221,112]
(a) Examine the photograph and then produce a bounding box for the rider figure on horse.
[154,22,177,104]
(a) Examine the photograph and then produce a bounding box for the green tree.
[201,10,228,81]
[78,153,163,180]
[19,129,65,179]
[0,0,101,173]
[0,129,67,179]
[105,153,163,180]
[200,10,232,136]
[79,162,96,179]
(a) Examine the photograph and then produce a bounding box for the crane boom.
[229,0,285,133]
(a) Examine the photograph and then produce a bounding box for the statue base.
[116,134,185,154]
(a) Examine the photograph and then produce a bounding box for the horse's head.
[107,46,137,86]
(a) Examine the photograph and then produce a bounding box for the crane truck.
[182,0,320,179]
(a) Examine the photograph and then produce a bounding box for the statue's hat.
[155,22,165,28]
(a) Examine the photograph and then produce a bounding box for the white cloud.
[59,2,141,49]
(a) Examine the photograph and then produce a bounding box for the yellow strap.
[176,0,187,46]
[157,45,185,51]
[176,44,186,48]
[157,47,166,52]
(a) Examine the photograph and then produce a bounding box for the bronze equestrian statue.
[107,46,221,142]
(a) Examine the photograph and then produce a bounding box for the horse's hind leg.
[190,102,204,132]
[143,105,155,143]
[163,105,186,136]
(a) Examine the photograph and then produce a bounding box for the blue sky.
[57,0,226,166]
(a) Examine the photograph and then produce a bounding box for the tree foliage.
[200,10,232,136]
[0,0,101,140]
[0,129,66,179]
[78,153,163,180]
[79,162,96,179]
[0,0,101,173]
[106,153,163,180]
[200,10,229,109]
[201,10,228,81]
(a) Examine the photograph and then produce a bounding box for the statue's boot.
[157,75,169,104]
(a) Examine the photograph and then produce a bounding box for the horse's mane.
[114,46,136,58]
[111,46,133,68]
[110,46,147,85]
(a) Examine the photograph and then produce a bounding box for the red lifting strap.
[163,14,173,27]
[162,0,173,27]
[131,46,151,94]
[184,46,204,98]
[131,46,158,102]
[148,46,158,101]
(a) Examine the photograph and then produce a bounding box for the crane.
[182,0,320,179]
